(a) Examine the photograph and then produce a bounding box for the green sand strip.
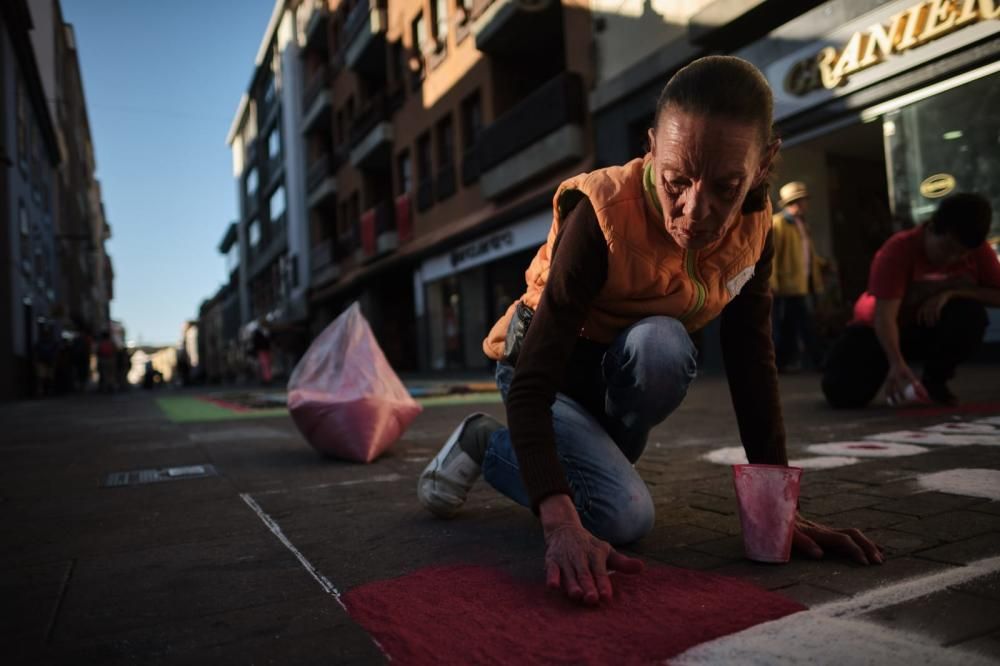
[158,391,503,423]
[156,397,287,423]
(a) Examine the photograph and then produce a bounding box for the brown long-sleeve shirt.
[505,197,788,509]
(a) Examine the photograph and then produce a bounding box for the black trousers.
[821,299,988,408]
[773,294,822,370]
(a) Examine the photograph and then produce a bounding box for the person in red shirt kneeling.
[823,193,1000,407]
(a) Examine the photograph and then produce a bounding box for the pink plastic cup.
[732,464,803,563]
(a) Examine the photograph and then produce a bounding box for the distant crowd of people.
[31,326,130,398]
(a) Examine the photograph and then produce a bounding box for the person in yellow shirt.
[770,182,826,371]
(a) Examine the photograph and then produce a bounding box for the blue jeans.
[482,316,698,545]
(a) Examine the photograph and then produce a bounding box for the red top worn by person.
[823,193,1000,408]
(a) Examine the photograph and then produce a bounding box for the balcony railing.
[306,155,337,197]
[359,201,397,259]
[345,0,388,77]
[303,1,329,51]
[348,94,393,169]
[302,69,332,134]
[310,237,335,273]
[478,72,585,199]
[471,0,561,57]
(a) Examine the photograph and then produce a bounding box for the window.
[417,132,432,183]
[246,167,258,198]
[398,150,412,194]
[249,219,261,248]
[269,185,286,223]
[412,12,428,54]
[432,0,448,48]
[437,115,454,168]
[263,73,277,110]
[267,127,281,161]
[461,92,483,149]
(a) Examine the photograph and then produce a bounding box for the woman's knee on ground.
[583,481,655,546]
[610,317,697,391]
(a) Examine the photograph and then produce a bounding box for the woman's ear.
[754,138,781,187]
[647,127,656,155]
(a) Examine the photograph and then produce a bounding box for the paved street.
[3,367,1000,664]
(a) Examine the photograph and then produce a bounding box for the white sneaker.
[417,413,501,518]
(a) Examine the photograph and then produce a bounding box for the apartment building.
[221,0,597,375]
[28,0,113,344]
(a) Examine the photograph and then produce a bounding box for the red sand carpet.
[344,564,805,665]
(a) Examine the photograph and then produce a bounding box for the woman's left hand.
[792,513,884,565]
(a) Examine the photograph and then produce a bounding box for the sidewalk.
[2,366,999,664]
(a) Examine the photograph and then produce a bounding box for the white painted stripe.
[917,468,1000,501]
[239,493,346,610]
[701,447,859,469]
[869,430,1000,446]
[673,556,1000,665]
[815,555,1000,617]
[925,422,1000,435]
[805,442,928,458]
[255,473,404,495]
[240,493,394,661]
[973,416,1000,427]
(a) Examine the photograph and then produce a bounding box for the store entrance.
[774,120,892,331]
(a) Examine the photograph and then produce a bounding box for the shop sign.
[450,231,515,269]
[919,173,957,198]
[785,0,999,96]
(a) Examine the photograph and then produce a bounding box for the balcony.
[470,0,562,57]
[301,68,332,134]
[306,155,337,209]
[245,138,259,167]
[359,201,397,260]
[348,94,393,170]
[302,1,328,52]
[435,163,456,202]
[344,0,388,79]
[309,237,340,287]
[479,72,585,200]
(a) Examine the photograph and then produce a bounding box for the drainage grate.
[102,464,218,488]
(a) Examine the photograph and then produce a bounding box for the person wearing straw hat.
[770,181,827,372]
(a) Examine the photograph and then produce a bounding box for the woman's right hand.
[885,361,929,405]
[539,494,644,605]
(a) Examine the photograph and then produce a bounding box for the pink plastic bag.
[287,302,422,462]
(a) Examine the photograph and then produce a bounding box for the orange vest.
[482,154,771,360]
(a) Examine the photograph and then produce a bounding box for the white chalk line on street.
[239,492,393,661]
[672,556,1000,665]
[254,472,405,495]
[239,493,346,609]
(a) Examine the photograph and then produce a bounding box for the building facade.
[217,0,597,375]
[1,1,62,399]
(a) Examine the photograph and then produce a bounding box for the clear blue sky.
[61,0,275,346]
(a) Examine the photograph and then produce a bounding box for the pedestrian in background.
[770,181,828,372]
[252,321,273,385]
[96,331,117,393]
[823,193,1000,407]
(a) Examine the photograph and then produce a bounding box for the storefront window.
[884,71,999,239]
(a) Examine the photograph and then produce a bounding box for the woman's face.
[648,109,775,250]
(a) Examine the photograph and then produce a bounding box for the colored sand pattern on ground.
[158,390,502,422]
[156,397,287,423]
[344,564,805,665]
